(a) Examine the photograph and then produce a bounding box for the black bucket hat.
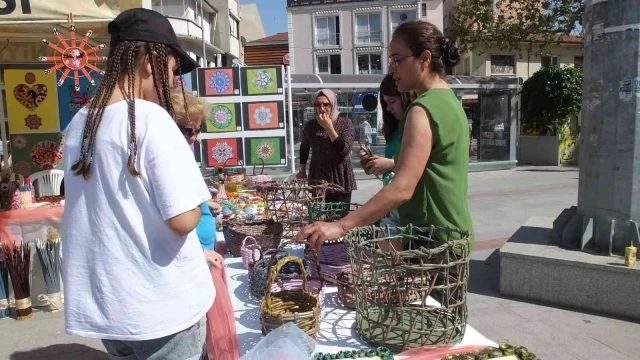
[108,8,200,75]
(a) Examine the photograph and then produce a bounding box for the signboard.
[0,0,117,20]
[283,53,290,65]
[197,66,288,168]
[287,0,377,7]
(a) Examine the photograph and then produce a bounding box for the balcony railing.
[355,30,381,44]
[315,33,340,46]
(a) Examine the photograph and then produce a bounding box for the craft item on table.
[206,265,240,360]
[9,174,23,210]
[347,225,471,352]
[260,256,320,338]
[34,227,63,312]
[0,249,9,319]
[398,344,537,360]
[3,242,32,320]
[35,195,64,203]
[313,347,394,360]
[240,236,261,271]
[226,220,283,258]
[19,179,34,209]
[222,207,233,219]
[244,158,272,189]
[250,249,297,299]
[270,245,325,319]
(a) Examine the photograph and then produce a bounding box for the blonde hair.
[170,89,208,127]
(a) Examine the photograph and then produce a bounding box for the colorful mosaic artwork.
[241,67,282,96]
[200,68,240,96]
[58,73,101,131]
[204,138,243,167]
[246,137,284,165]
[10,133,65,176]
[5,70,60,134]
[204,103,241,133]
[244,101,284,130]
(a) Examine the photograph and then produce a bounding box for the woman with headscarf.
[296,89,356,204]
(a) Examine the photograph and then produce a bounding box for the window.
[464,58,471,75]
[444,15,449,31]
[390,10,417,34]
[230,17,239,38]
[316,54,342,74]
[421,3,427,16]
[574,56,583,68]
[355,13,381,44]
[490,55,515,75]
[357,53,382,75]
[541,56,559,68]
[315,16,340,46]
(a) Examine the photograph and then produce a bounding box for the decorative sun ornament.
[39,26,106,91]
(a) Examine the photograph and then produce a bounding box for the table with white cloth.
[222,240,497,356]
[1,203,64,308]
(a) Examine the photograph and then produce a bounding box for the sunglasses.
[178,125,201,138]
[314,102,331,109]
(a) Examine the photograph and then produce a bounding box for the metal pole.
[286,66,295,174]
[200,0,207,66]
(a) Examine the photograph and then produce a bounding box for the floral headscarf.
[312,88,339,122]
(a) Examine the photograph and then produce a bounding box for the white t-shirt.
[62,100,215,341]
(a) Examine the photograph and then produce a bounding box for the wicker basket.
[240,236,261,270]
[245,159,272,189]
[308,202,361,284]
[260,256,320,338]
[249,249,309,299]
[271,246,325,319]
[347,225,471,353]
[223,157,245,183]
[336,271,355,309]
[255,180,343,237]
[225,220,283,257]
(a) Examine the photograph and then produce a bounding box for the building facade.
[151,0,242,67]
[287,0,443,74]
[244,33,289,67]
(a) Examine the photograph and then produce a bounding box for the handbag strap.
[242,236,258,248]
[252,158,265,176]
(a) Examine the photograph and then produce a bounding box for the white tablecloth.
[223,247,496,356]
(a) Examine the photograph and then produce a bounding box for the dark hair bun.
[442,41,461,68]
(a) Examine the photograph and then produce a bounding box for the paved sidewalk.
[1,166,639,359]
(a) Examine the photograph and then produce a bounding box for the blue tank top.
[196,202,216,251]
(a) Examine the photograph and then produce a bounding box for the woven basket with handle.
[260,256,320,338]
[225,220,283,257]
[245,158,272,189]
[222,157,245,192]
[270,244,325,319]
[240,236,261,270]
[249,248,306,299]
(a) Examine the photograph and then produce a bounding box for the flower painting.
[246,137,284,165]
[204,138,243,167]
[203,103,241,133]
[10,133,64,176]
[244,101,284,130]
[200,68,239,96]
[242,67,282,96]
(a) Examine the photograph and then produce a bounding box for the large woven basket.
[271,245,325,319]
[255,180,343,237]
[249,248,310,299]
[225,220,283,257]
[347,225,471,353]
[260,256,320,338]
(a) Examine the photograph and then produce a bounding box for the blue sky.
[240,0,288,35]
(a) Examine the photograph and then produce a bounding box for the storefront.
[288,74,520,171]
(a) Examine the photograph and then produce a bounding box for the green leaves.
[520,65,583,135]
[448,0,585,55]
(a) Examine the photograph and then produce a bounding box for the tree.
[520,66,583,135]
[448,0,585,69]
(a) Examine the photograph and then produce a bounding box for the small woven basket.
[245,159,272,189]
[271,245,326,319]
[223,157,245,183]
[336,271,355,309]
[225,220,283,257]
[347,225,471,353]
[240,236,261,270]
[260,256,320,338]
[249,249,309,299]
[308,202,361,284]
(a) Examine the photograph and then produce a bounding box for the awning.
[0,0,118,23]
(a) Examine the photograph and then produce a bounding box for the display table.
[224,253,496,356]
[0,204,64,308]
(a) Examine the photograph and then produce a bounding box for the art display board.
[195,66,287,169]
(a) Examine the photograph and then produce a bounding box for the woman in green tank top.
[295,21,474,250]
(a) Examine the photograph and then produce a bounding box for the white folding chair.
[28,169,64,197]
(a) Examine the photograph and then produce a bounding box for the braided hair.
[71,41,188,179]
